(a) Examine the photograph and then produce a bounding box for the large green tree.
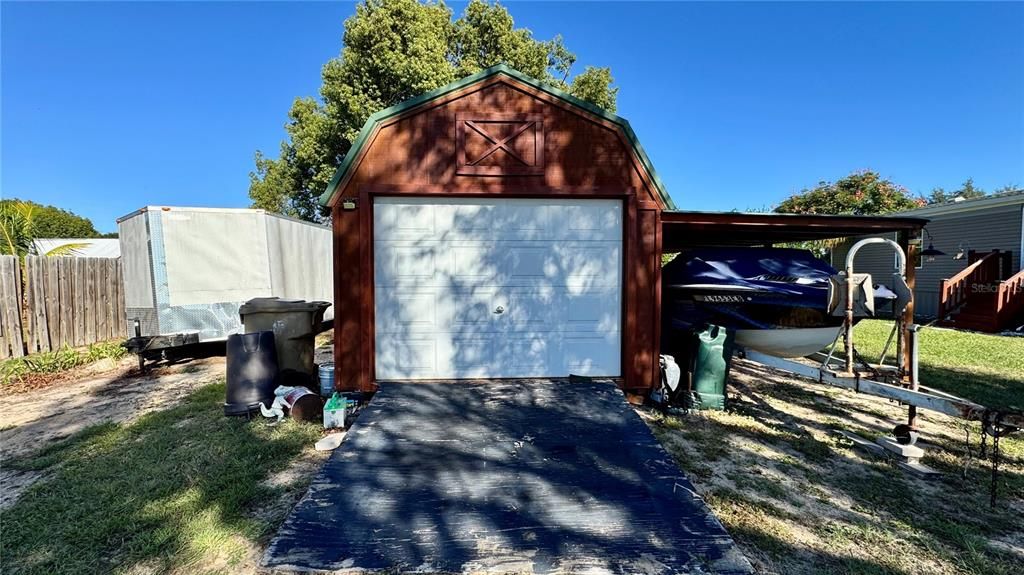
[250,0,619,222]
[775,171,923,216]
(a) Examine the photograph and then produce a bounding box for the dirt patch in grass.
[0,382,327,575]
[0,355,226,509]
[643,358,1024,574]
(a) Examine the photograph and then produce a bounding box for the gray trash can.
[239,298,331,390]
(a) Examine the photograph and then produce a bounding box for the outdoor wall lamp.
[952,241,971,261]
[920,229,946,262]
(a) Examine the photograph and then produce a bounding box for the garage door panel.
[448,287,501,330]
[445,337,495,377]
[496,336,551,376]
[506,244,621,287]
[376,244,439,284]
[376,290,437,333]
[494,203,552,240]
[553,202,622,241]
[505,287,558,329]
[374,201,437,240]
[562,336,620,375]
[376,338,437,378]
[452,244,502,280]
[507,246,549,279]
[560,246,621,288]
[565,291,620,333]
[437,201,554,241]
[443,202,495,236]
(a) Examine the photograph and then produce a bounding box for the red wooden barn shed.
[322,65,672,397]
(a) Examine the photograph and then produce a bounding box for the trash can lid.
[239,297,332,314]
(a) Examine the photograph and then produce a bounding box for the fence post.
[0,255,26,359]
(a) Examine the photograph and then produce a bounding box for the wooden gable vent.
[456,113,544,176]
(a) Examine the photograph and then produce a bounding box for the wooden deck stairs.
[937,250,1024,332]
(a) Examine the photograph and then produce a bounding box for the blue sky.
[3,1,1022,233]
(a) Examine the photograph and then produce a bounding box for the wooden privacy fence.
[0,255,126,359]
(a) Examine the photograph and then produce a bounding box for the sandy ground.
[0,355,227,510]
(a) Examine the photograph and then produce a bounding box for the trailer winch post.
[844,236,909,376]
[844,264,855,373]
[900,234,919,429]
[908,323,921,429]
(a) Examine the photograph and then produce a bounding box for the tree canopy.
[249,0,619,222]
[927,178,988,205]
[0,199,100,256]
[775,171,923,216]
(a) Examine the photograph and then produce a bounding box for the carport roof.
[662,210,928,251]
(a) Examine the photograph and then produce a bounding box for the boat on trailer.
[663,247,886,358]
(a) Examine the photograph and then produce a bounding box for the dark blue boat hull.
[663,248,843,357]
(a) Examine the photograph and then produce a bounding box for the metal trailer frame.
[738,348,1024,429]
[117,206,333,361]
[736,237,1023,433]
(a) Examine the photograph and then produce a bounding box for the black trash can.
[224,330,278,416]
[239,298,331,390]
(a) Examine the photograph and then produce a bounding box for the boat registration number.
[696,294,746,303]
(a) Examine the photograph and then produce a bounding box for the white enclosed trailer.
[118,206,332,343]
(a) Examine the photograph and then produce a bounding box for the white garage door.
[374,197,622,380]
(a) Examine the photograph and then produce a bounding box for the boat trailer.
[737,347,1024,432]
[735,237,1022,444]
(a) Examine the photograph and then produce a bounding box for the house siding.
[834,202,1024,320]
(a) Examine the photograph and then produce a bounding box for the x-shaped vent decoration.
[456,113,544,176]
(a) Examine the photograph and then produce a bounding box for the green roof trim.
[319,64,676,209]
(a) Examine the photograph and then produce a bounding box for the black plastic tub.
[224,331,278,416]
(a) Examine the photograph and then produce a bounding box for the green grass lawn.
[1,382,323,575]
[852,319,1023,409]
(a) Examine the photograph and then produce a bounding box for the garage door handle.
[493,306,505,314]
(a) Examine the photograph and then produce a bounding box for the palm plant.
[0,200,35,256]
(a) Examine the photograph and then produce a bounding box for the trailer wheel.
[893,424,918,445]
[162,348,182,363]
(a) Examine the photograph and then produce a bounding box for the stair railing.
[937,250,1002,319]
[996,268,1024,324]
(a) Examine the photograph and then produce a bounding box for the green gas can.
[690,324,735,411]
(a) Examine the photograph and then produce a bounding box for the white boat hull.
[735,326,842,358]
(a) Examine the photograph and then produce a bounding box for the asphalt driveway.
[263,380,751,574]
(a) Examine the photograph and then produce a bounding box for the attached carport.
[661,210,928,372]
